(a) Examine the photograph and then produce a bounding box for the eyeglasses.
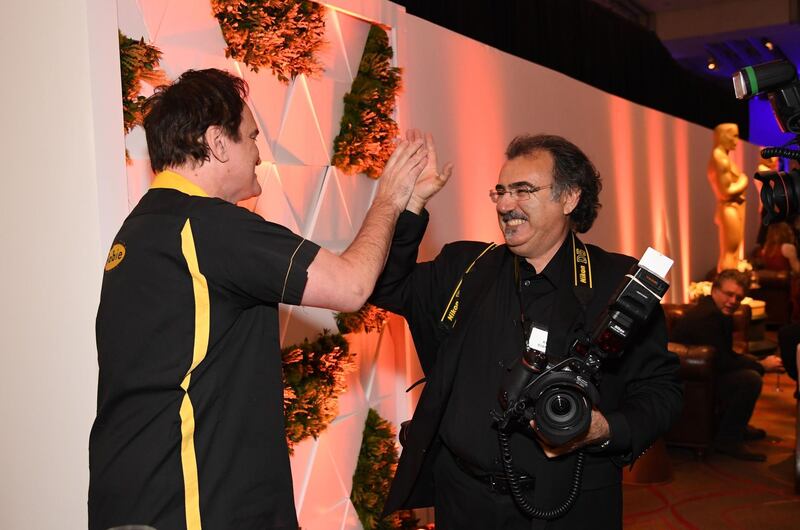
[488,185,553,203]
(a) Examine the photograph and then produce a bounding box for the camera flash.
[639,247,673,280]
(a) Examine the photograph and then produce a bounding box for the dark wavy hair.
[505,134,602,233]
[142,69,249,172]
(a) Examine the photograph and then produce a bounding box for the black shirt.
[90,171,319,530]
[440,236,575,474]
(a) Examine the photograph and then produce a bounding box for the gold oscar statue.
[707,123,748,272]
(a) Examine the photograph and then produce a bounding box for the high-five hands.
[404,129,454,214]
[375,137,428,210]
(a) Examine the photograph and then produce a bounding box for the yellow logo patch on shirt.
[105,243,126,271]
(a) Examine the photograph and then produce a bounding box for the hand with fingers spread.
[374,138,429,211]
[404,129,454,214]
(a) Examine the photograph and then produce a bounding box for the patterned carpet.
[623,373,800,529]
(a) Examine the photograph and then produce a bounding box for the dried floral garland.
[282,331,354,452]
[332,25,402,178]
[211,0,326,83]
[351,409,420,530]
[118,31,167,135]
[335,303,389,334]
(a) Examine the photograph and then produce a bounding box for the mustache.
[501,211,528,222]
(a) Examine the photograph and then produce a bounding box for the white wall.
[0,1,127,528]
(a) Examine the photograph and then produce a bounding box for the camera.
[732,59,800,223]
[495,248,673,446]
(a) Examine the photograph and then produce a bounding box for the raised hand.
[405,129,454,214]
[375,138,428,211]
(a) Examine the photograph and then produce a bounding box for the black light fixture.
[707,55,718,71]
[762,37,775,51]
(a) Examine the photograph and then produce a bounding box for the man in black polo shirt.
[89,69,434,530]
[370,134,683,529]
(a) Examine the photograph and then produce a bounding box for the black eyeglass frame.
[488,184,553,203]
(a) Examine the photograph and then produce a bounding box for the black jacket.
[670,295,764,375]
[370,210,683,520]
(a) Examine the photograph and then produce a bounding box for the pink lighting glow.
[673,120,691,302]
[609,97,636,256]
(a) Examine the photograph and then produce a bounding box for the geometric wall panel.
[243,67,291,146]
[251,163,300,232]
[348,331,382,397]
[350,331,383,403]
[333,168,377,235]
[340,503,363,530]
[278,304,338,350]
[330,10,372,83]
[367,331,401,410]
[138,0,231,77]
[298,499,349,530]
[275,164,327,236]
[306,76,352,159]
[336,365,368,421]
[289,437,318,512]
[317,9,357,84]
[307,167,358,252]
[274,75,331,166]
[298,410,367,529]
[117,0,151,40]
[254,122,276,164]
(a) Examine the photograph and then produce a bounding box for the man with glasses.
[370,134,682,529]
[671,269,783,461]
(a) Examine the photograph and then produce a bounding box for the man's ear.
[562,187,581,216]
[205,125,229,163]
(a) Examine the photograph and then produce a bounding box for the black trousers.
[433,445,621,530]
[716,368,762,443]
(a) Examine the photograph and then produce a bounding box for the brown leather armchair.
[661,302,752,457]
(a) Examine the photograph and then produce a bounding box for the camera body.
[496,248,672,446]
[733,59,800,223]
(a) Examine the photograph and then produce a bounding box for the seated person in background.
[758,222,800,273]
[778,323,800,397]
[671,270,783,461]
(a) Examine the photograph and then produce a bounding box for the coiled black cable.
[761,147,800,160]
[497,430,584,520]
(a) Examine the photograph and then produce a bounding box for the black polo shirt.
[440,236,573,474]
[90,171,319,530]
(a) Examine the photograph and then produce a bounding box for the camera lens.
[548,394,574,418]
[532,385,591,445]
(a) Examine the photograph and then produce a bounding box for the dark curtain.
[393,0,749,138]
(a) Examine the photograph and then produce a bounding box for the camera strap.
[570,232,594,308]
[439,242,498,330]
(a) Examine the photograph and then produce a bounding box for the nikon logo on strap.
[572,232,592,289]
[439,243,497,330]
